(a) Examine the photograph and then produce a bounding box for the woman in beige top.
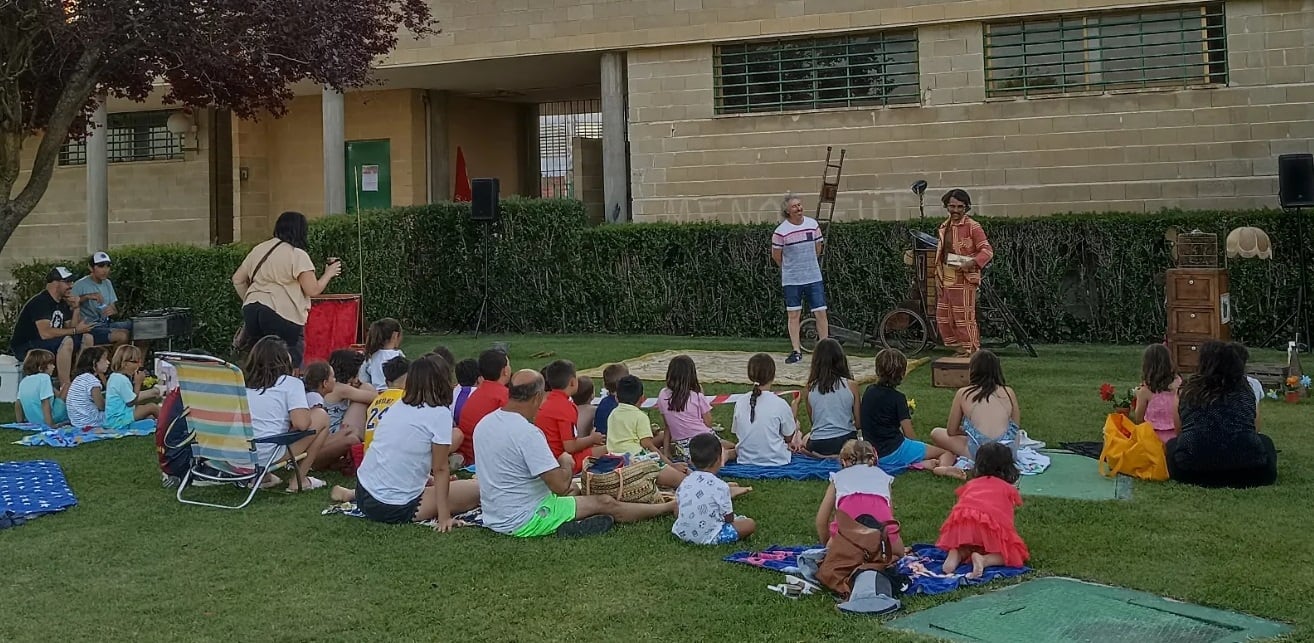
[232,211,342,367]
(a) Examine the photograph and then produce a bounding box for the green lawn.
[1,335,1309,642]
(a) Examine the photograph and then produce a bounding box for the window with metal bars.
[537,100,602,198]
[984,3,1227,98]
[58,110,183,166]
[714,31,920,115]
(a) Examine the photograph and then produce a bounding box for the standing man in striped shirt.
[771,194,828,364]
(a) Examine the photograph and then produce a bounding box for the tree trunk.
[0,45,102,260]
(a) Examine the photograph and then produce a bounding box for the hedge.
[4,198,1309,355]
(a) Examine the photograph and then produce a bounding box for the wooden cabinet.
[1166,268,1230,373]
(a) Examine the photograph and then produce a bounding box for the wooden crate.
[1247,364,1288,391]
[932,357,971,389]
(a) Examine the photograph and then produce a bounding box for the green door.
[345,139,392,213]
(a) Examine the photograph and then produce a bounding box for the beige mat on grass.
[580,349,929,387]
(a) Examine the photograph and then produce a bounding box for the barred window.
[58,110,183,166]
[984,3,1227,97]
[715,31,920,115]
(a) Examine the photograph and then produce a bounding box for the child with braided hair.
[731,353,802,466]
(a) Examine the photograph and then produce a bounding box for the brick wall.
[388,0,1236,64]
[626,0,1314,222]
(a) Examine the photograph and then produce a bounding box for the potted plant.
[1099,383,1135,415]
[1280,375,1309,403]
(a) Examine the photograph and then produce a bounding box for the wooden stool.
[932,357,971,388]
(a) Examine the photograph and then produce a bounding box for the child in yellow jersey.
[605,375,687,489]
[363,355,411,453]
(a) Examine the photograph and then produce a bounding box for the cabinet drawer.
[1168,307,1218,336]
[1170,340,1208,372]
[1166,272,1217,304]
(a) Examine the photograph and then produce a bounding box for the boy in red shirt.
[536,359,605,473]
[455,348,511,466]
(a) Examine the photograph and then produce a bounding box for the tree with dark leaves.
[0,0,436,255]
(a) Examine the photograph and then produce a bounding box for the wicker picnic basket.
[581,457,663,504]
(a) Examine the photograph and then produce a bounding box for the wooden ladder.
[815,146,846,267]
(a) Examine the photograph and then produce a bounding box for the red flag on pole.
[453,146,472,202]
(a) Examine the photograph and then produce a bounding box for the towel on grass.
[725,543,1030,596]
[5,420,155,447]
[322,502,484,528]
[0,460,78,528]
[719,454,841,481]
[951,446,1051,476]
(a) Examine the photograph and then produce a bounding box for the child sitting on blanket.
[800,339,860,457]
[363,355,410,456]
[606,375,687,488]
[104,345,162,429]
[936,442,1029,579]
[452,358,479,425]
[672,433,756,545]
[860,348,955,475]
[814,439,904,555]
[732,353,802,467]
[1131,343,1181,443]
[15,349,68,427]
[358,317,405,390]
[325,350,377,438]
[573,375,597,437]
[65,346,109,429]
[656,355,737,462]
[593,363,629,436]
[930,350,1021,478]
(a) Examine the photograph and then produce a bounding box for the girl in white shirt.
[245,336,328,492]
[358,317,405,390]
[66,346,110,429]
[352,357,480,529]
[732,353,802,467]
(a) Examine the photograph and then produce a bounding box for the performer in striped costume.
[934,189,994,357]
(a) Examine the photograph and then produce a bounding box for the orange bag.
[1098,412,1169,481]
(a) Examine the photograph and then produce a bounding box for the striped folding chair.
[157,352,315,510]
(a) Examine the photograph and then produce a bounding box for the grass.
[1,334,1310,642]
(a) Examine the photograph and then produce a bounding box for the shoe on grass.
[556,515,614,538]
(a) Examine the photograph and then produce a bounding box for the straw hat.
[1226,226,1273,259]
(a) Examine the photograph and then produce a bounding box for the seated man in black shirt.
[8,267,92,388]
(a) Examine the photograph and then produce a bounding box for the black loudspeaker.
[471,178,500,222]
[1278,154,1314,208]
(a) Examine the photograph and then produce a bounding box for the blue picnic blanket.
[718,454,841,481]
[724,543,1030,596]
[4,420,155,447]
[0,460,78,527]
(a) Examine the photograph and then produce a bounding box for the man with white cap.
[8,267,92,388]
[72,251,132,346]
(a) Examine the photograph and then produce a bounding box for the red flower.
[1099,383,1115,401]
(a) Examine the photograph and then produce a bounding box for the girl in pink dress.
[656,355,737,462]
[815,439,904,555]
[1132,343,1182,443]
[936,442,1028,578]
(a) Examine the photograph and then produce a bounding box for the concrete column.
[600,52,629,223]
[322,87,346,215]
[425,90,450,202]
[86,96,109,253]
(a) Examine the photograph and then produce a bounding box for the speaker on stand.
[468,178,524,338]
[1273,154,1314,351]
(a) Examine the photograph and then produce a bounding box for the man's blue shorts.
[90,320,133,345]
[783,281,827,312]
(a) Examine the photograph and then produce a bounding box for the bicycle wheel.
[878,309,931,356]
[799,314,832,354]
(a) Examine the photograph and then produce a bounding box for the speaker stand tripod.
[470,221,524,339]
[1264,207,1311,352]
